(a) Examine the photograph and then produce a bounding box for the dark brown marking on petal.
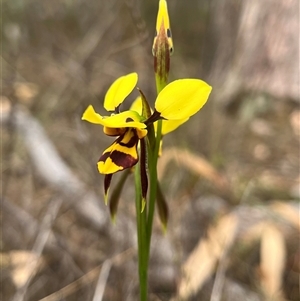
[103,127,126,137]
[99,152,110,163]
[118,131,139,148]
[110,150,138,170]
[98,129,140,172]
[126,117,134,122]
[104,174,113,196]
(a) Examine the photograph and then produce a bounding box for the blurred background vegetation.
[1,0,299,300]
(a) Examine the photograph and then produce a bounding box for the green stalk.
[146,118,162,249]
[135,162,148,301]
[145,74,166,274]
[137,1,170,295]
[137,84,165,300]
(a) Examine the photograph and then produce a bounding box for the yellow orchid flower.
[81,73,148,203]
[82,73,212,204]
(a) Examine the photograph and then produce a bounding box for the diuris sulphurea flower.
[82,73,148,205]
[82,1,212,298]
[82,72,211,208]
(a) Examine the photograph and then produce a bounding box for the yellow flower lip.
[98,128,140,174]
[155,78,212,120]
[104,72,138,112]
[82,105,146,129]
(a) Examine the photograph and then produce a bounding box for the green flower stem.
[146,118,162,248]
[135,162,148,301]
[136,90,165,301]
[134,120,162,301]
[142,76,166,300]
[155,77,164,96]
[147,72,167,240]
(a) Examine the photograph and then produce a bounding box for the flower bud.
[153,0,173,92]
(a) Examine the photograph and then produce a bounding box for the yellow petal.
[136,128,148,139]
[98,157,123,174]
[130,96,143,115]
[82,105,146,129]
[159,118,189,135]
[104,73,138,111]
[82,105,104,124]
[155,79,212,120]
[103,111,147,129]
